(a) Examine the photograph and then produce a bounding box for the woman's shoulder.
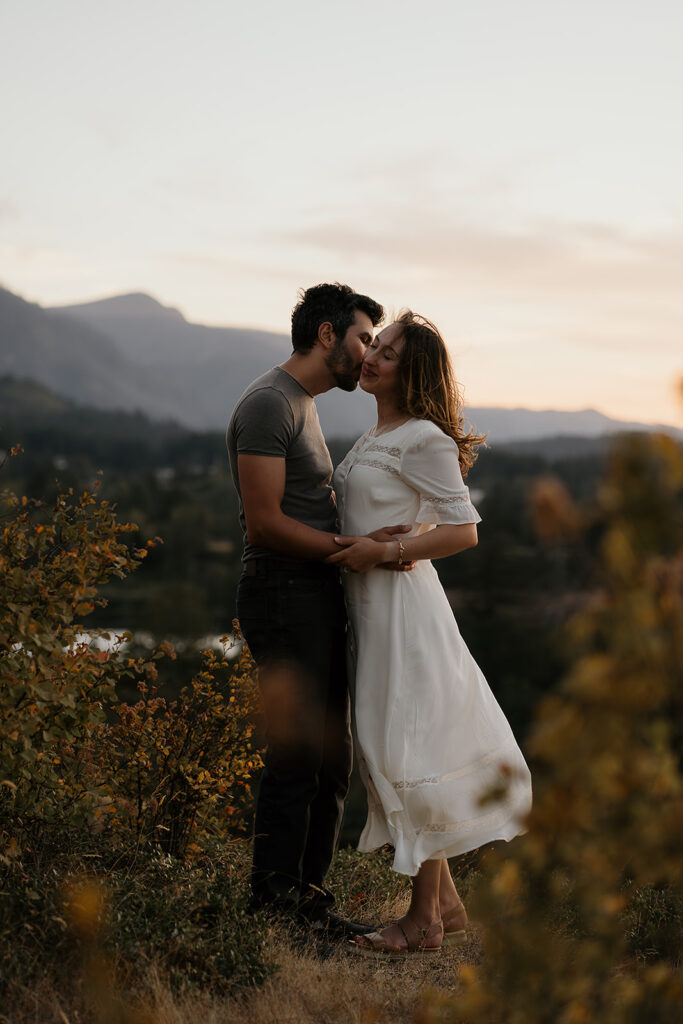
[403,418,457,450]
[410,417,445,436]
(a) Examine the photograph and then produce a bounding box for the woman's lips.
[361,366,378,378]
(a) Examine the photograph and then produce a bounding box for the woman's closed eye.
[368,342,396,360]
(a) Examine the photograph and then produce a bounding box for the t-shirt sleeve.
[400,425,482,526]
[233,388,295,457]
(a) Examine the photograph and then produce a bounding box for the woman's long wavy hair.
[394,310,486,477]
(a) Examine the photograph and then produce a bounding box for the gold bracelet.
[397,539,406,565]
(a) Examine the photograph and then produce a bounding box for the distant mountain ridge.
[0,376,652,467]
[50,292,286,365]
[0,283,679,442]
[0,286,180,423]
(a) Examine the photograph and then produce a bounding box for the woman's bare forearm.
[385,523,478,563]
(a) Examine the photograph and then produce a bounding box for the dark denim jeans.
[236,557,352,914]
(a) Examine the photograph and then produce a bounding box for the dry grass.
[144,928,479,1024]
[6,889,481,1024]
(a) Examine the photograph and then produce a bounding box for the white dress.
[333,418,532,876]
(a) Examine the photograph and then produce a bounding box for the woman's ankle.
[440,898,467,924]
[404,906,441,930]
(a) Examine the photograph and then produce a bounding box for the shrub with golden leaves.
[83,637,262,857]
[0,480,151,848]
[0,470,262,865]
[435,434,682,1024]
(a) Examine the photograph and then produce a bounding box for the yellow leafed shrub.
[0,466,262,865]
[81,639,262,857]
[1,462,268,1000]
[430,433,682,1024]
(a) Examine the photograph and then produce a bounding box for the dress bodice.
[333,418,481,537]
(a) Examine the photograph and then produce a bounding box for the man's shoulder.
[237,366,283,399]
[236,367,311,412]
[227,369,305,456]
[229,369,289,423]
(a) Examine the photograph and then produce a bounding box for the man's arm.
[238,454,411,561]
[239,454,347,559]
[326,523,478,572]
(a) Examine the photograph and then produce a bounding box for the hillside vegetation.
[2,375,607,736]
[1,382,680,1022]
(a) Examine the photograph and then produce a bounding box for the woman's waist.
[343,558,437,596]
[341,518,435,538]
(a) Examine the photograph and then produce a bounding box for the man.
[226,282,407,938]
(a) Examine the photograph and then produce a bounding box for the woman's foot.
[353,914,444,956]
[440,899,468,946]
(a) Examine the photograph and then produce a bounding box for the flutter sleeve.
[400,423,482,526]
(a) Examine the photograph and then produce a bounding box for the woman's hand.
[325,536,393,573]
[367,524,411,544]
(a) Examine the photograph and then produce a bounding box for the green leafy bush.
[1,845,271,999]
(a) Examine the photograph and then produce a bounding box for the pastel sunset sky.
[2,0,681,425]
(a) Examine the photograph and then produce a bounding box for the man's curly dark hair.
[290,282,384,353]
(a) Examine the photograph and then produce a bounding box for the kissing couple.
[227,282,531,956]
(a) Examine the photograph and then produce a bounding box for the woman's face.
[360,322,405,402]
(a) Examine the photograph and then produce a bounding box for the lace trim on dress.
[415,781,529,834]
[418,492,472,508]
[392,739,517,791]
[355,457,400,477]
[416,492,481,524]
[419,808,509,834]
[368,443,402,458]
[394,775,441,790]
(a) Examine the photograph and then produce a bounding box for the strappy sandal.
[352,918,444,957]
[441,900,468,947]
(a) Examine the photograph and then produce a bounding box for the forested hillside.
[2,375,608,744]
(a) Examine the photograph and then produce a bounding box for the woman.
[328,311,532,956]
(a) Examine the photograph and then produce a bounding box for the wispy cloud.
[274,198,683,361]
[282,211,683,298]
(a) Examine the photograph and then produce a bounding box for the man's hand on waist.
[339,524,416,573]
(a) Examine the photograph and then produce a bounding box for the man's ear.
[317,321,336,350]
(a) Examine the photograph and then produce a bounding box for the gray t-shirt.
[226,366,338,562]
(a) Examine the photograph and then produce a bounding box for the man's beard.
[325,338,361,392]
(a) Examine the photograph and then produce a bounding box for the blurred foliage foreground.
[0,434,681,1022]
[429,433,682,1024]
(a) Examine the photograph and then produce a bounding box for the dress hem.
[358,811,529,876]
